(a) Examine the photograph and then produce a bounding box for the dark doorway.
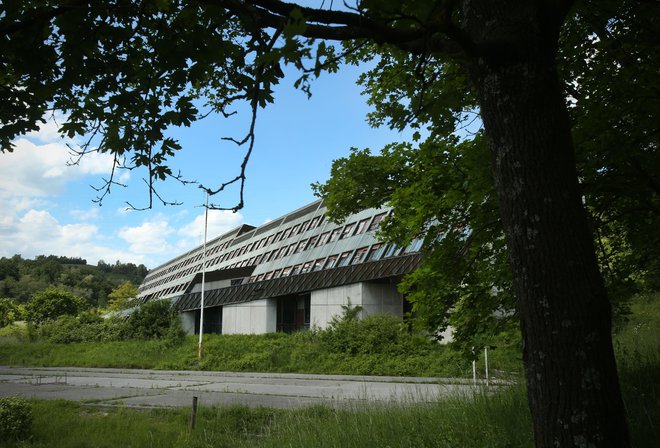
[194,306,223,334]
[277,294,310,333]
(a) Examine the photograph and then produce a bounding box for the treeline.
[0,255,148,307]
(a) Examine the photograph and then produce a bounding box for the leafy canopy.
[25,287,87,325]
[2,0,656,344]
[314,0,658,345]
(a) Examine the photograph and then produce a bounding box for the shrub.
[322,310,425,356]
[30,300,184,344]
[0,397,32,442]
[0,298,21,327]
[25,287,86,325]
[127,299,181,340]
[38,315,86,343]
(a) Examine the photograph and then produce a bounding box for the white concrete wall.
[310,283,361,330]
[360,282,403,318]
[310,282,403,330]
[222,299,277,334]
[180,311,196,335]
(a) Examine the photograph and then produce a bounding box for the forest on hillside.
[0,255,148,307]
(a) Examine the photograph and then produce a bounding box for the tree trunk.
[463,4,630,447]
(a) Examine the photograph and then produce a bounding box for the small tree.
[25,287,86,325]
[127,300,181,340]
[106,281,139,312]
[0,397,32,442]
[0,298,21,327]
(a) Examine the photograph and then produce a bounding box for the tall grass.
[613,293,660,447]
[1,294,657,447]
[3,389,534,448]
[0,317,522,378]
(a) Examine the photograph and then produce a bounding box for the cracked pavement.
[0,366,479,409]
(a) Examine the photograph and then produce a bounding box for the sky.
[0,62,417,270]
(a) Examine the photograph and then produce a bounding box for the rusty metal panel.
[174,253,422,311]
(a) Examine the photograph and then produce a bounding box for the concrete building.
[137,199,423,335]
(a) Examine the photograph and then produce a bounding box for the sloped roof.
[174,253,422,311]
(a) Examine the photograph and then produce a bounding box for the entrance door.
[194,306,223,334]
[277,294,310,333]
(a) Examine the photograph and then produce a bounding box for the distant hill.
[0,255,148,307]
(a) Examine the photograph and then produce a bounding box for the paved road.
[0,366,479,409]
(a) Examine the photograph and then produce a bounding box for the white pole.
[197,191,209,359]
[472,346,477,386]
[485,346,489,387]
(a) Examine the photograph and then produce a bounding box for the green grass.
[3,388,535,448]
[613,293,660,448]
[1,294,657,447]
[0,322,522,378]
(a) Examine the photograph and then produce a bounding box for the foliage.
[126,299,183,341]
[559,1,660,303]
[106,281,139,312]
[25,288,86,326]
[322,307,420,356]
[36,314,122,344]
[313,0,659,344]
[0,397,32,442]
[0,255,148,307]
[31,300,183,345]
[0,297,23,327]
[1,311,516,378]
[2,1,656,444]
[314,134,517,348]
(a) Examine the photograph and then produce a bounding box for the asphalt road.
[0,366,479,409]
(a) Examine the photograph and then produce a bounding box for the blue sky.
[0,62,417,269]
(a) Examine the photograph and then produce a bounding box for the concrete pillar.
[180,311,196,335]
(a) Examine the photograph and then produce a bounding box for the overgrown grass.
[3,388,534,448]
[1,294,657,447]
[613,292,660,447]
[0,318,521,378]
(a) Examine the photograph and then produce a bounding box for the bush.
[126,299,182,340]
[30,300,184,345]
[321,309,428,356]
[25,287,86,325]
[0,397,32,442]
[0,298,22,327]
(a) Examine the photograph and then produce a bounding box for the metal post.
[190,396,199,430]
[484,346,489,387]
[472,359,477,386]
[198,191,209,359]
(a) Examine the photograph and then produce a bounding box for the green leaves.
[25,287,87,326]
[316,133,514,346]
[560,0,660,302]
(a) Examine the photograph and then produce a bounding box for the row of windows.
[140,210,389,294]
[142,212,331,287]
[245,241,413,284]
[145,238,423,299]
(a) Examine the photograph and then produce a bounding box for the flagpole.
[198,190,209,359]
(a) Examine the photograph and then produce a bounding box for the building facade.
[138,199,422,335]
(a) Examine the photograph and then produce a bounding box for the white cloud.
[24,113,69,143]
[0,205,135,265]
[0,114,183,269]
[118,216,175,255]
[69,208,101,221]
[0,138,115,196]
[177,209,244,248]
[0,113,250,270]
[116,211,243,267]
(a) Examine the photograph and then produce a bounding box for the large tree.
[2,1,656,445]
